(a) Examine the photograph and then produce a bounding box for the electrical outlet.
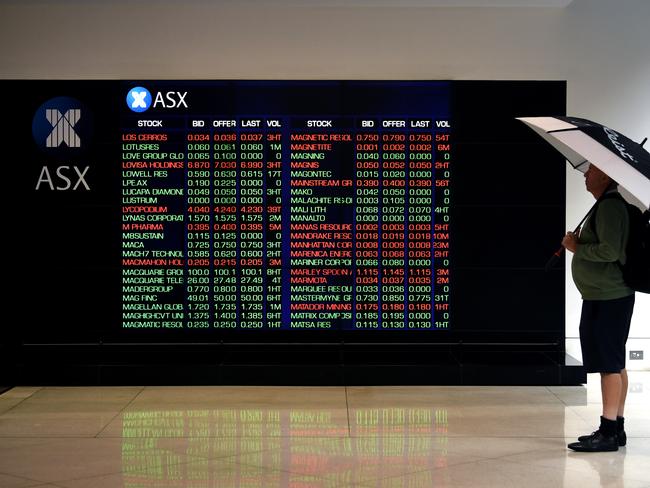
[629,350,644,360]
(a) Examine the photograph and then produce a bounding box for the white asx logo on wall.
[45,108,81,148]
[32,96,93,191]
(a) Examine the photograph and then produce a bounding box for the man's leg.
[616,368,628,446]
[601,372,622,420]
[618,368,628,417]
[569,373,620,451]
[570,296,633,452]
[568,372,621,451]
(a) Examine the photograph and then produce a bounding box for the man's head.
[584,163,614,199]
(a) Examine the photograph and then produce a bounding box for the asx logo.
[32,96,91,152]
[126,86,188,112]
[35,165,90,191]
[32,96,93,191]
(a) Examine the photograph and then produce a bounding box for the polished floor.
[1,373,649,488]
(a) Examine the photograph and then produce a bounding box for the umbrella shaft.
[546,197,602,272]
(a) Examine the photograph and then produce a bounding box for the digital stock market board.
[6,80,566,345]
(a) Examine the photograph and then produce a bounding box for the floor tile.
[0,437,61,452]
[0,412,120,437]
[0,437,205,484]
[24,387,142,403]
[567,404,650,437]
[549,371,650,407]
[132,386,347,407]
[440,436,566,458]
[56,457,359,488]
[0,387,42,400]
[0,398,26,415]
[98,405,350,438]
[7,387,143,414]
[5,402,130,415]
[1,372,648,487]
[358,457,650,488]
[0,473,44,488]
[546,385,590,405]
[349,404,592,438]
[347,385,563,408]
[21,485,64,488]
[499,439,650,485]
[0,388,42,415]
[232,437,485,485]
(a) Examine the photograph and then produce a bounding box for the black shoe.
[568,431,619,452]
[578,430,626,447]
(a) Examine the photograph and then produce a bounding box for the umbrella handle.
[545,198,602,272]
[545,247,564,272]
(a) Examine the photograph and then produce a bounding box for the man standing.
[562,163,635,452]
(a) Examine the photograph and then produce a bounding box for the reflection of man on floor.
[562,164,635,452]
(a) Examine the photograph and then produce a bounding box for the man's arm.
[574,199,628,262]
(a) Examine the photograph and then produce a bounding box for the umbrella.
[516,116,650,270]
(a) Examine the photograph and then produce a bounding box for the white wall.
[562,0,650,370]
[1,0,648,369]
[0,2,568,79]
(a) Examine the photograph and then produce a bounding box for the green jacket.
[571,192,634,300]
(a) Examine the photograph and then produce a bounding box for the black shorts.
[579,294,635,373]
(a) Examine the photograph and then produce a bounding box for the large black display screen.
[119,83,450,332]
[5,81,566,344]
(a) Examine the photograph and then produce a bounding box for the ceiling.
[244,0,575,6]
[3,0,574,5]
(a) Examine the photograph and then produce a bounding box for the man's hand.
[562,231,579,253]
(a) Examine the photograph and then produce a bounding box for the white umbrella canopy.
[517,116,650,211]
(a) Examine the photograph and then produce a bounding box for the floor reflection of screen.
[121,406,449,486]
